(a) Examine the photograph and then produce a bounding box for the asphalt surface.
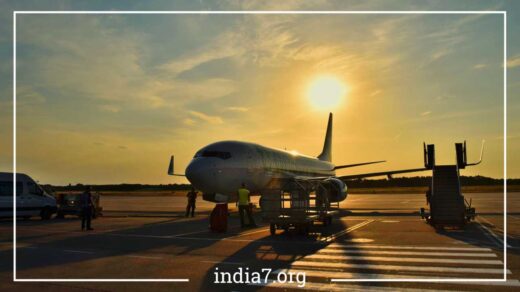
[1,192,519,291]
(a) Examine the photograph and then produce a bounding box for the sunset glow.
[307,76,347,110]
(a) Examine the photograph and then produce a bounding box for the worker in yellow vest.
[237,183,257,228]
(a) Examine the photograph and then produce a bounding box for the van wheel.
[40,207,52,220]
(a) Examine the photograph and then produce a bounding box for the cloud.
[420,111,431,116]
[431,49,450,61]
[473,63,487,70]
[226,106,249,112]
[17,86,46,106]
[507,56,520,68]
[188,111,224,125]
[369,90,382,97]
[183,118,196,126]
[98,105,120,113]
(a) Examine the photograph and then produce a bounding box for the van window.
[27,181,43,196]
[0,182,23,196]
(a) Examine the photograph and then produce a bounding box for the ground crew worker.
[238,183,256,228]
[186,187,198,217]
[80,186,94,231]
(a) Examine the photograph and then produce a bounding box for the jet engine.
[323,178,348,202]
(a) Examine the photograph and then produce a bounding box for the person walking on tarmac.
[238,183,257,228]
[186,187,198,217]
[80,186,94,231]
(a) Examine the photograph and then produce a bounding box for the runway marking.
[274,269,520,286]
[478,215,496,227]
[400,200,410,204]
[291,260,511,274]
[250,280,467,291]
[317,249,497,257]
[305,254,503,265]
[380,220,399,223]
[109,233,173,239]
[321,220,374,242]
[171,225,243,237]
[327,244,492,252]
[227,227,269,238]
[476,217,510,248]
[201,260,244,265]
[125,254,161,259]
[63,249,95,254]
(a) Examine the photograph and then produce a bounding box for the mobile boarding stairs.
[420,141,484,228]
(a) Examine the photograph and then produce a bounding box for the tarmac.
[0,192,519,291]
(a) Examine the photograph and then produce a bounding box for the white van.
[0,172,57,220]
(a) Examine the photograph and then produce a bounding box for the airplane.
[168,113,428,203]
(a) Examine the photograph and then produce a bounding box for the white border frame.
[12,10,507,284]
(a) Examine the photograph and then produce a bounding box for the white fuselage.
[185,140,335,202]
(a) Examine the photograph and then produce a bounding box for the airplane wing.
[334,160,386,170]
[337,167,428,180]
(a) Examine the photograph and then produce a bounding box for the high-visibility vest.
[238,188,250,206]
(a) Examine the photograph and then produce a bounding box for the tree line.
[44,175,519,192]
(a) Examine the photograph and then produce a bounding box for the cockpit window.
[194,150,231,159]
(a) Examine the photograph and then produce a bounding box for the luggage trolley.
[261,178,338,235]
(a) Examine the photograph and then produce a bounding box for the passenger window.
[27,182,43,196]
[0,182,23,196]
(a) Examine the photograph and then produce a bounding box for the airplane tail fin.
[317,112,333,162]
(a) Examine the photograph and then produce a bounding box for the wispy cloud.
[507,56,520,68]
[473,63,487,70]
[431,49,450,61]
[226,106,249,112]
[183,118,196,126]
[189,111,224,125]
[98,105,120,113]
[370,90,382,97]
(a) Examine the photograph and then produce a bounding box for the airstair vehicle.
[420,141,483,228]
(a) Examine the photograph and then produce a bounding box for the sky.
[0,0,519,185]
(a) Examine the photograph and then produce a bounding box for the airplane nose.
[185,159,216,192]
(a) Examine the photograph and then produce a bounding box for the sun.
[306,75,348,110]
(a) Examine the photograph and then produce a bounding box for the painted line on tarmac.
[321,220,375,242]
[476,217,509,248]
[250,279,458,292]
[291,260,512,275]
[274,269,520,286]
[327,244,492,252]
[126,254,161,259]
[478,215,506,235]
[478,215,496,227]
[201,260,244,265]
[63,249,95,254]
[317,249,497,257]
[109,233,173,239]
[227,227,269,238]
[305,254,503,265]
